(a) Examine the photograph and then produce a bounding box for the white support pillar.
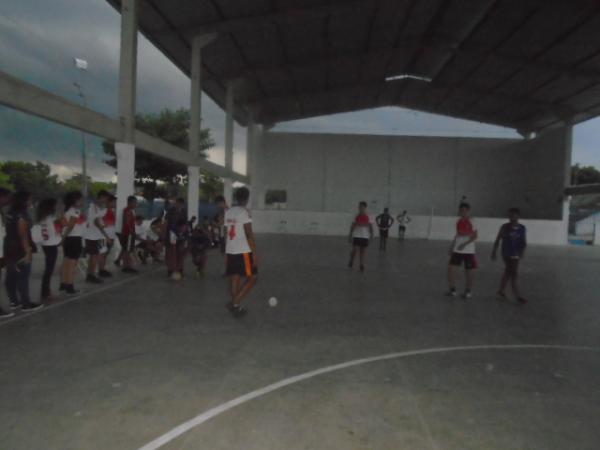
[189,33,215,159]
[562,124,574,243]
[187,166,200,221]
[224,82,235,205]
[118,0,138,143]
[115,143,135,231]
[116,0,138,229]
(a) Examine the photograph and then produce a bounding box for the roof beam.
[157,0,369,36]
[0,69,248,183]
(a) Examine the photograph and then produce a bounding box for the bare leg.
[230,275,242,301]
[233,276,258,306]
[88,255,98,276]
[465,269,474,291]
[499,270,510,294]
[447,265,456,290]
[359,247,366,269]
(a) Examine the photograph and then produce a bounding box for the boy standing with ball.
[225,187,258,318]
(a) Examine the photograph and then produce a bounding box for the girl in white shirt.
[59,191,85,295]
[35,198,63,303]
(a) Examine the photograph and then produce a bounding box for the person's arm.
[62,215,77,238]
[520,227,527,258]
[18,218,33,263]
[94,216,111,240]
[458,229,478,251]
[491,226,503,260]
[244,223,258,267]
[448,236,457,256]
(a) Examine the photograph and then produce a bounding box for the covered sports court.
[2,0,600,448]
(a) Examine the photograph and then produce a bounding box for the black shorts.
[503,256,520,276]
[226,253,257,277]
[379,229,389,238]
[449,252,477,269]
[118,233,136,252]
[85,239,101,256]
[352,238,369,248]
[63,236,83,260]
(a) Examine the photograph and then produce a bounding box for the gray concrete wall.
[253,129,569,220]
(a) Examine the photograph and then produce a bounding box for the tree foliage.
[102,108,219,200]
[571,164,600,185]
[0,161,62,199]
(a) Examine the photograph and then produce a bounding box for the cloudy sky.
[1,0,599,182]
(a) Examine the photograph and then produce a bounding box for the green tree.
[571,164,600,185]
[63,173,115,197]
[102,108,216,198]
[0,161,61,199]
[0,163,14,190]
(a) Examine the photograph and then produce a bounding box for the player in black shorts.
[375,207,394,251]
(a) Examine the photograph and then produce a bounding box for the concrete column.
[118,0,138,143]
[115,143,135,231]
[562,124,574,243]
[224,82,234,204]
[189,38,202,159]
[187,166,200,221]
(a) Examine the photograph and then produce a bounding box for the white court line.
[138,344,599,450]
[0,267,162,328]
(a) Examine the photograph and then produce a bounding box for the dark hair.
[127,195,137,204]
[235,187,250,205]
[97,190,110,199]
[459,202,470,210]
[0,187,11,198]
[383,207,389,213]
[214,195,226,203]
[11,191,31,213]
[359,201,367,208]
[64,191,83,210]
[36,197,57,222]
[508,207,521,215]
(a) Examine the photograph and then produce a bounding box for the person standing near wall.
[492,208,527,304]
[60,191,85,295]
[376,207,394,251]
[84,190,112,284]
[34,198,63,304]
[446,202,478,299]
[0,188,14,318]
[348,201,374,272]
[165,198,188,280]
[397,210,411,240]
[4,191,41,311]
[117,195,139,274]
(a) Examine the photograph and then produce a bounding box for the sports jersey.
[376,213,393,229]
[103,208,116,239]
[352,213,371,239]
[39,215,62,246]
[500,223,527,258]
[398,214,411,226]
[85,203,107,240]
[453,217,477,254]
[121,206,136,236]
[64,207,86,237]
[135,221,149,240]
[225,206,252,254]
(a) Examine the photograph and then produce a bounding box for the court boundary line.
[138,344,599,450]
[0,267,162,328]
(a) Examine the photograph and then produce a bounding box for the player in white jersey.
[224,187,258,318]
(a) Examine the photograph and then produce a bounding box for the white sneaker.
[463,291,472,299]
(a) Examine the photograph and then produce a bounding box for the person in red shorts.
[117,196,138,274]
[446,202,478,299]
[348,201,373,272]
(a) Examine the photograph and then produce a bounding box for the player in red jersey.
[446,203,478,299]
[348,201,374,272]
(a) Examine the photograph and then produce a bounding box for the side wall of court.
[250,128,570,244]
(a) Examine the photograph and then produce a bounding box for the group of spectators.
[0,186,228,319]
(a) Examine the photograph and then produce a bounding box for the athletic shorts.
[503,256,520,276]
[352,238,369,248]
[226,252,257,277]
[85,239,101,256]
[449,252,477,269]
[118,233,136,252]
[379,229,389,238]
[63,236,83,260]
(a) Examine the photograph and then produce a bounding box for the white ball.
[268,297,278,307]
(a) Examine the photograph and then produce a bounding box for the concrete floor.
[1,235,599,450]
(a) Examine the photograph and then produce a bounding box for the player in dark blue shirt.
[492,208,527,304]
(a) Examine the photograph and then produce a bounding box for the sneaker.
[497,291,507,300]
[445,289,457,297]
[462,290,472,299]
[22,303,44,312]
[0,309,15,319]
[9,302,20,310]
[65,286,81,295]
[122,267,139,274]
[98,270,113,278]
[86,274,103,284]
[59,283,67,292]
[226,303,247,318]
[517,297,527,304]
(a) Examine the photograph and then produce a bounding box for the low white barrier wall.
[252,210,568,245]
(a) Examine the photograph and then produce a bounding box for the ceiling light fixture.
[385,74,432,83]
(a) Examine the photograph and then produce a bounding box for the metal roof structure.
[107,0,600,133]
